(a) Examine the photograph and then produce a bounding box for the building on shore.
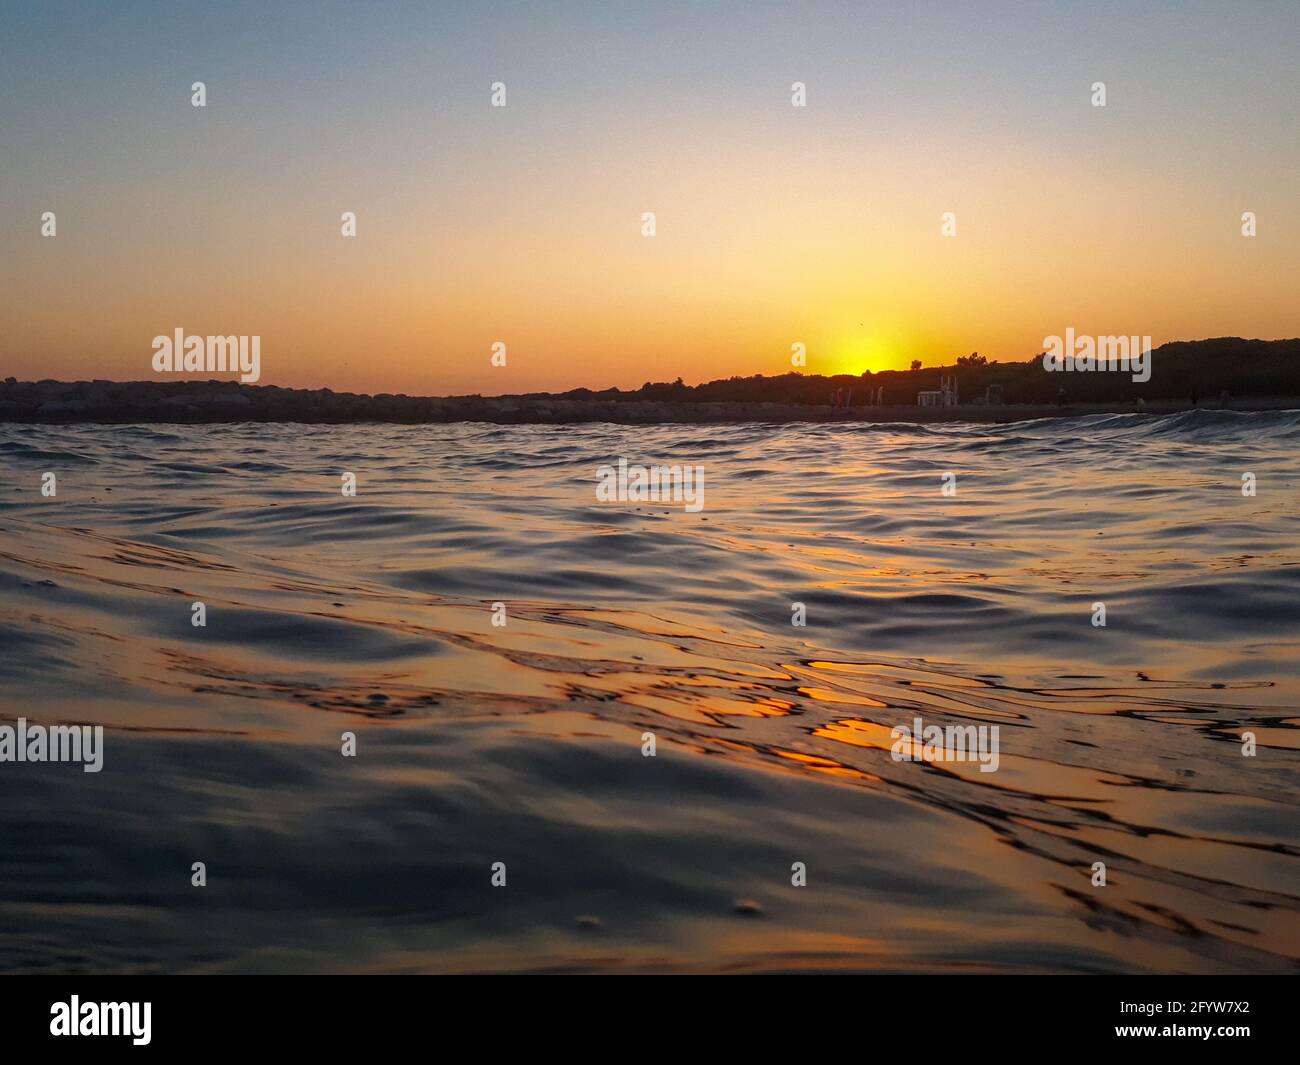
[918,375,959,407]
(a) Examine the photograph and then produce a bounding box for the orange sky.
[3,3,1297,394]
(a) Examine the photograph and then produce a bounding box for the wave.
[0,419,1297,973]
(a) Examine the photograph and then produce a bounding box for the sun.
[827,329,903,375]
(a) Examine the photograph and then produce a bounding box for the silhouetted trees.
[543,338,1299,407]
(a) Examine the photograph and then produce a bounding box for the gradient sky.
[2,0,1297,395]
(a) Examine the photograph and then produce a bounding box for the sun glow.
[825,327,908,376]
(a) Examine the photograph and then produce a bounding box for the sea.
[1,410,1297,972]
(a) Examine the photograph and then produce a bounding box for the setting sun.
[824,324,911,375]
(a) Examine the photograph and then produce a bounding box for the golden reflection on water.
[1,418,1298,972]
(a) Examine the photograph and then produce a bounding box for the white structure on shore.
[917,375,959,407]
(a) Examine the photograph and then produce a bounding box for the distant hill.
[538,337,1300,407]
[3,338,1298,424]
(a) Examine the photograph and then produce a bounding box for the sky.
[1,0,1297,395]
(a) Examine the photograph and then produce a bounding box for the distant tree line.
[521,338,1300,406]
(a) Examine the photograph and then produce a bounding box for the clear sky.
[2,0,1297,394]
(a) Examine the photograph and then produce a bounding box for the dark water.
[1,410,1297,973]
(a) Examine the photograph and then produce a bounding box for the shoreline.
[2,380,1296,426]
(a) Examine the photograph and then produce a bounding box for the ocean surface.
[1,411,1297,973]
